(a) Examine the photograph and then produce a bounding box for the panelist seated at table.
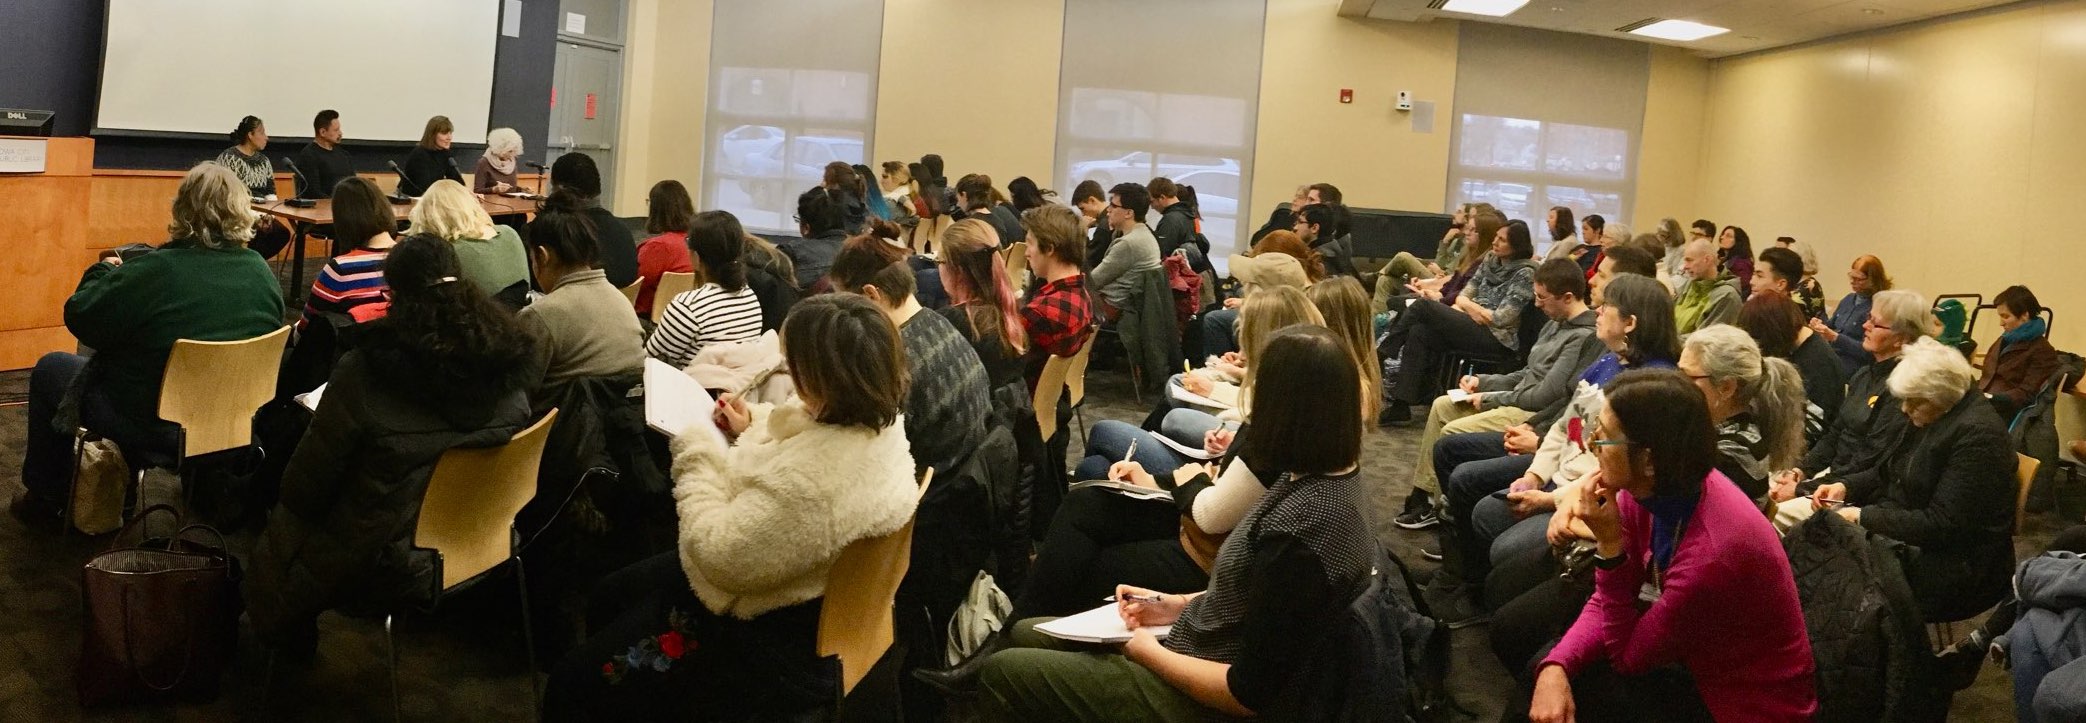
[398,115,463,197]
[294,109,356,200]
[474,127,524,196]
[216,115,278,201]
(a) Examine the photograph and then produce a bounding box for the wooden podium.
[0,136,93,371]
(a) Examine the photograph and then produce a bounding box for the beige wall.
[1635,45,1709,229]
[1252,0,1460,216]
[1696,1,2086,351]
[873,0,1064,190]
[613,0,712,217]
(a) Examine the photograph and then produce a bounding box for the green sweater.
[451,225,529,298]
[66,240,285,422]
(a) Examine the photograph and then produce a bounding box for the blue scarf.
[1640,492,1700,577]
[2002,316,2047,351]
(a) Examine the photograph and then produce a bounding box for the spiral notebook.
[1035,603,1172,644]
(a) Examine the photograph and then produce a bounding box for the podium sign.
[0,138,49,173]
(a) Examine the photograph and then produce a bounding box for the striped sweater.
[645,283,764,368]
[301,248,390,327]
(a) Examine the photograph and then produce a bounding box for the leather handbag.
[76,505,242,706]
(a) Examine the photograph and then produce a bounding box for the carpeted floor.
[0,362,2050,721]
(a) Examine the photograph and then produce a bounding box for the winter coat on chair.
[1783,511,1935,723]
[669,399,918,620]
[2005,551,2086,723]
[246,349,532,646]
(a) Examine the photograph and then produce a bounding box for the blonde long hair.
[410,179,498,241]
[1237,286,1326,411]
[1308,277,1381,422]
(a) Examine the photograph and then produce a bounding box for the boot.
[910,628,1010,697]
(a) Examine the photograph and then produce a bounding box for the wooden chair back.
[2018,452,2043,532]
[1033,333,1097,443]
[158,325,292,458]
[619,278,642,306]
[818,469,932,695]
[652,272,697,319]
[414,409,559,591]
[1004,241,1029,291]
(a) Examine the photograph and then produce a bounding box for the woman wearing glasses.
[1809,254,1891,374]
[1516,369,1816,722]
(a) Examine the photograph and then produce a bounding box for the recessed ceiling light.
[1435,0,1533,17]
[1623,18,1731,41]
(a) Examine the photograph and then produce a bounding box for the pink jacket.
[1544,470,1817,722]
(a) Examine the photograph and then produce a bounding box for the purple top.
[1438,265,1479,305]
[1543,470,1817,722]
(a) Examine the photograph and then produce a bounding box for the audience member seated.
[631,180,696,317]
[1979,284,2060,419]
[823,161,869,233]
[740,233,800,331]
[472,127,525,195]
[1377,219,1539,425]
[1653,218,1687,287]
[1395,259,1604,530]
[1089,183,1162,317]
[1676,325,1807,499]
[971,326,1377,721]
[1787,240,1828,319]
[1203,229,1322,359]
[11,163,285,524]
[935,218,1031,430]
[246,236,535,661]
[1015,204,1098,537]
[542,294,919,721]
[1789,337,2016,622]
[1073,287,1322,481]
[1587,242,1656,306]
[1070,180,1111,268]
[828,232,991,477]
[1291,202,1359,282]
[1738,293,1843,439]
[1148,176,1203,263]
[1539,206,1580,264]
[301,177,397,325]
[644,211,764,369]
[1814,254,1891,374]
[1750,247,1806,306]
[399,115,464,196]
[412,179,529,309]
[1512,370,1816,723]
[546,152,638,288]
[958,174,1025,246]
[1717,225,1756,299]
[1673,239,1741,335]
[1766,289,1930,507]
[1427,274,1679,626]
[518,193,646,390]
[1306,277,1383,426]
[859,164,897,222]
[783,187,850,290]
[1371,202,1483,314]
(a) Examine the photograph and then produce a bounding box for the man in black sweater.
[294,109,357,199]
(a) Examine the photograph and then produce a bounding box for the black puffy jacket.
[1784,512,1939,723]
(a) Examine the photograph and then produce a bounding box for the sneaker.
[1434,590,1491,629]
[1377,404,1414,427]
[1396,509,1440,531]
[1419,546,1443,562]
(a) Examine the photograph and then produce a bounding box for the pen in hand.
[1110,593,1163,604]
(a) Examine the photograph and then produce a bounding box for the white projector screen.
[96,0,501,143]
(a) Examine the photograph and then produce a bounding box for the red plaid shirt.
[1023,273,1094,360]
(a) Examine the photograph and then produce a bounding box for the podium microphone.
[525,160,548,196]
[447,156,466,184]
[280,158,318,208]
[386,160,420,203]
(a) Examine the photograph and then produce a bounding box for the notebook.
[1150,433,1219,461]
[295,383,326,412]
[1035,603,1172,644]
[1167,383,1231,410]
[1065,479,1173,502]
[643,358,731,447]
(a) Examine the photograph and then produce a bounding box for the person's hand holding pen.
[713,393,751,441]
[1807,482,1861,524]
[1107,441,1160,489]
[1113,585,1186,630]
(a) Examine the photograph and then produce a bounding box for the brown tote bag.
[77,505,242,706]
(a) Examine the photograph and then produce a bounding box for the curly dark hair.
[359,235,536,404]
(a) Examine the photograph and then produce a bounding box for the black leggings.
[1012,487,1207,620]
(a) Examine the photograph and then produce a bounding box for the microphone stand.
[281,158,318,208]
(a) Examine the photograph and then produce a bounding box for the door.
[548,42,623,207]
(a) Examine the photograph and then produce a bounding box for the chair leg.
[1072,404,1089,450]
[515,557,542,712]
[386,614,402,723]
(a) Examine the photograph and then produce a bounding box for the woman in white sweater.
[544,294,918,721]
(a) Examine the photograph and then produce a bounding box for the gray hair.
[167,162,257,248]
[485,127,524,159]
[1871,289,1934,342]
[1656,217,1685,248]
[1888,336,1974,408]
[1602,222,1632,245]
[1684,324,1807,469]
[1788,240,1820,275]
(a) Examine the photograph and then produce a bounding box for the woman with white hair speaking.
[474,127,525,195]
[1804,336,2017,622]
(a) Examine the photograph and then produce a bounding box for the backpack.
[1162,252,1202,330]
[941,572,1012,667]
[2014,351,2085,514]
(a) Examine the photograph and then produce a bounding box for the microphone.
[524,160,547,196]
[524,160,547,171]
[447,156,465,184]
[387,160,421,202]
[280,158,318,208]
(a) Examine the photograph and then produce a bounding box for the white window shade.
[1057,0,1267,261]
[1448,23,1649,252]
[702,0,883,233]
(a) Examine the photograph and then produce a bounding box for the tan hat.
[1228,252,1310,290]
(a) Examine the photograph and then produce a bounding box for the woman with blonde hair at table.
[410,179,529,308]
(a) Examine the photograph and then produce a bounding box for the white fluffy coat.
[671,400,918,620]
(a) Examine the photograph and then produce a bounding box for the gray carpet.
[0,365,2046,720]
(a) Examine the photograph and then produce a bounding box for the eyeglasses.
[1587,420,1630,449]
